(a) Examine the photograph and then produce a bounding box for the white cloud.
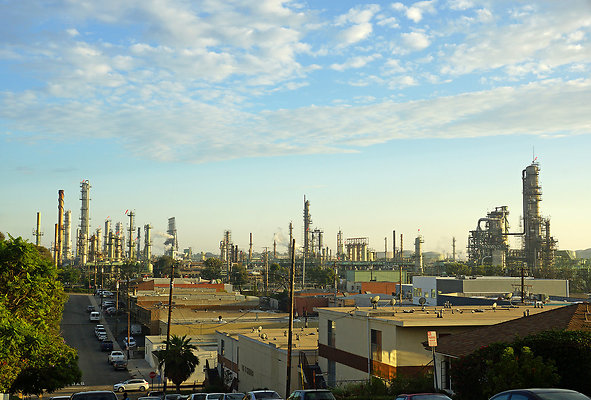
[447,0,474,11]
[335,5,380,46]
[66,28,79,37]
[330,54,382,71]
[402,31,431,50]
[338,23,374,46]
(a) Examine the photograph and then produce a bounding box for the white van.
[89,311,100,322]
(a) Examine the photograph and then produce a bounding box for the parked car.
[147,391,164,399]
[49,396,71,400]
[108,350,125,364]
[71,391,118,400]
[113,378,149,392]
[123,336,136,349]
[139,397,163,400]
[89,311,101,322]
[87,305,96,313]
[223,393,244,400]
[105,306,117,316]
[100,340,114,352]
[189,394,207,400]
[95,328,107,338]
[205,394,224,400]
[112,359,128,371]
[395,395,452,400]
[165,395,183,400]
[244,391,283,400]
[96,331,108,341]
[287,390,335,400]
[489,389,591,400]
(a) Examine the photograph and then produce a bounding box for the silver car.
[113,378,149,392]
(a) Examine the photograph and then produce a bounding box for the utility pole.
[162,262,175,394]
[285,238,296,398]
[127,276,131,359]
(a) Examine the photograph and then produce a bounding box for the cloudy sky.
[1,0,590,257]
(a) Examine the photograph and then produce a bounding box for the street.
[59,293,132,392]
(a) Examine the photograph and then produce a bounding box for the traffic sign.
[427,330,437,347]
[149,371,157,379]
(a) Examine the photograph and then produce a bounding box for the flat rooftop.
[316,304,564,327]
[221,327,319,351]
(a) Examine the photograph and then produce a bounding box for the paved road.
[60,293,132,391]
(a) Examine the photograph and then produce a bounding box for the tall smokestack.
[137,227,141,262]
[452,237,456,261]
[35,212,42,246]
[400,233,403,260]
[392,230,396,261]
[57,190,64,266]
[274,240,277,258]
[127,211,135,260]
[249,232,253,262]
[384,237,388,261]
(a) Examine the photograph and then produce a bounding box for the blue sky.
[1,0,590,257]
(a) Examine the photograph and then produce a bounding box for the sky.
[1,0,590,258]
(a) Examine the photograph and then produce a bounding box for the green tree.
[0,236,81,394]
[268,262,289,290]
[230,264,248,289]
[201,258,223,281]
[154,334,199,392]
[444,262,471,276]
[307,265,336,288]
[58,265,82,286]
[153,255,175,277]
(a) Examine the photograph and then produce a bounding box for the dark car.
[489,388,591,400]
[287,390,335,400]
[71,391,118,400]
[100,340,114,352]
[87,305,96,313]
[395,394,452,400]
[112,359,128,370]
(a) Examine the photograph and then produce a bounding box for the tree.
[230,264,248,289]
[0,236,81,394]
[307,265,336,288]
[268,262,289,290]
[201,258,223,281]
[154,334,199,392]
[153,255,175,277]
[450,340,560,400]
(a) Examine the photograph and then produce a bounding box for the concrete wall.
[412,276,438,306]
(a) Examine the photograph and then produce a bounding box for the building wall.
[436,277,569,297]
[144,335,217,385]
[216,332,317,398]
[412,276,438,306]
[317,308,483,385]
[345,270,404,283]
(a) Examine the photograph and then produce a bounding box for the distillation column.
[79,180,91,265]
[414,235,424,273]
[522,163,542,271]
[144,224,153,272]
[63,210,72,261]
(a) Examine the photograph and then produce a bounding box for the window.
[328,320,336,347]
[371,329,382,362]
[220,339,225,356]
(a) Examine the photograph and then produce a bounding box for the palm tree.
[154,334,200,392]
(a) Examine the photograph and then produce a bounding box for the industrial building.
[467,161,558,272]
[216,326,319,397]
[316,304,564,385]
[412,275,569,307]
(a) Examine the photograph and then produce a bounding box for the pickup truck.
[100,340,114,352]
[108,350,125,365]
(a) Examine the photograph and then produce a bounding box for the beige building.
[316,304,564,386]
[144,335,218,386]
[216,327,319,398]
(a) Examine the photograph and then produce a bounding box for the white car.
[113,378,149,392]
[123,336,136,349]
[244,391,283,400]
[89,311,100,321]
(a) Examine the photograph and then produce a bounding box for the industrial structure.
[414,234,424,273]
[63,210,72,261]
[77,180,91,265]
[345,237,369,261]
[467,161,557,272]
[165,217,178,258]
